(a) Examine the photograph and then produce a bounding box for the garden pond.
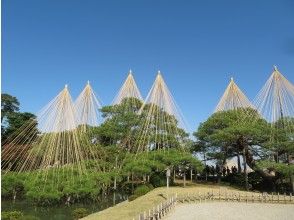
[2,192,128,220]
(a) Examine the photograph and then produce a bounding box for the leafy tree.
[122,149,203,189]
[1,93,20,141]
[95,97,143,148]
[96,97,189,152]
[1,93,38,143]
[1,93,20,122]
[3,112,38,142]
[194,108,294,192]
[258,117,294,192]
[266,117,294,163]
[194,108,271,189]
[1,94,203,206]
[137,103,189,151]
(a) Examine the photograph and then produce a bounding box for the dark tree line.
[1,93,37,143]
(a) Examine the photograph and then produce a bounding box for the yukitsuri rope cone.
[136,71,188,153]
[112,70,143,105]
[215,77,253,112]
[2,84,103,188]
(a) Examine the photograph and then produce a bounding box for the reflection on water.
[2,192,128,220]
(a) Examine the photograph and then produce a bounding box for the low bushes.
[1,173,25,200]
[1,211,40,220]
[128,184,153,201]
[222,173,245,188]
[134,185,150,196]
[72,208,89,219]
[26,188,63,206]
[223,173,269,191]
[150,173,166,187]
[1,211,24,220]
[2,170,102,206]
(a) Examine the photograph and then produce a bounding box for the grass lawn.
[82,181,244,220]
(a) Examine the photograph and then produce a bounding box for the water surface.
[2,192,128,220]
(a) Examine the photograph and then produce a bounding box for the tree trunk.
[288,154,293,193]
[243,148,249,191]
[113,191,116,205]
[114,156,118,190]
[217,173,221,184]
[291,175,294,194]
[13,190,16,201]
[237,154,241,173]
[204,153,207,182]
[173,168,176,182]
[114,176,117,190]
[218,156,227,184]
[183,172,186,187]
[131,172,134,194]
[245,148,275,179]
[245,148,278,191]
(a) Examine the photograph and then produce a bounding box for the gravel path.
[165,202,294,220]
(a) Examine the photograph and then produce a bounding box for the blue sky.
[2,0,294,132]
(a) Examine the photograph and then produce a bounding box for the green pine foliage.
[1,95,204,207]
[1,211,24,220]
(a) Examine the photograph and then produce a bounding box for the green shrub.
[25,187,63,206]
[248,172,263,188]
[1,211,24,220]
[128,185,152,201]
[23,169,102,206]
[223,173,244,187]
[72,208,88,219]
[1,174,25,199]
[134,185,150,196]
[128,194,139,201]
[150,173,166,187]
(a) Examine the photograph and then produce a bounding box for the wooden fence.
[176,190,293,204]
[134,190,294,220]
[134,196,177,220]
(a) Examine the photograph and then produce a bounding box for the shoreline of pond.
[1,192,128,220]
